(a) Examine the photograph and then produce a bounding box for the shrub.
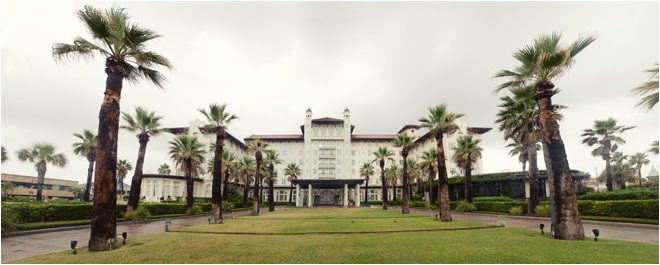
[473,196,514,202]
[124,205,151,221]
[578,200,658,219]
[222,201,234,211]
[186,205,203,215]
[472,201,532,213]
[423,201,438,210]
[1,203,17,235]
[509,206,523,215]
[535,204,551,217]
[454,201,477,212]
[412,194,424,201]
[580,190,658,201]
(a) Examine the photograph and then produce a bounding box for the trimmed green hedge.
[580,190,658,201]
[448,200,658,219]
[473,196,514,202]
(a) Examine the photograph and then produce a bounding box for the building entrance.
[318,189,338,205]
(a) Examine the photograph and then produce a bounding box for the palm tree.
[285,163,301,206]
[169,135,205,210]
[53,5,173,251]
[2,146,9,163]
[245,139,269,216]
[263,150,282,212]
[221,151,237,201]
[2,182,15,196]
[359,163,375,205]
[631,63,659,112]
[610,152,629,189]
[629,152,650,188]
[387,165,402,202]
[72,129,97,202]
[372,147,395,210]
[121,107,164,213]
[581,118,635,191]
[649,141,659,155]
[420,149,438,204]
[237,157,255,208]
[419,104,464,222]
[70,187,84,201]
[116,159,133,194]
[16,142,68,202]
[198,103,238,223]
[452,135,483,203]
[407,159,420,200]
[494,31,596,240]
[496,85,564,213]
[158,164,171,175]
[393,132,419,214]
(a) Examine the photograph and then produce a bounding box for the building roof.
[467,127,492,134]
[299,124,355,134]
[292,179,364,189]
[312,117,344,124]
[397,124,420,134]
[647,166,659,178]
[244,134,304,141]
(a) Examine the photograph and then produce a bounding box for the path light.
[70,240,77,255]
[108,238,114,250]
[122,232,127,245]
[231,212,235,219]
[208,218,211,225]
[219,218,223,224]
[540,224,545,235]
[550,224,555,238]
[593,229,600,241]
[435,214,438,221]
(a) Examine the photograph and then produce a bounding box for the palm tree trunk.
[288,182,294,206]
[84,151,95,202]
[428,169,435,204]
[402,152,410,214]
[186,158,194,210]
[89,57,124,251]
[435,132,451,222]
[364,179,369,205]
[380,160,388,210]
[605,158,613,191]
[535,80,584,240]
[638,166,643,187]
[252,152,261,216]
[223,168,230,201]
[259,178,264,204]
[211,131,224,224]
[268,177,274,211]
[127,134,149,213]
[242,180,248,208]
[465,159,473,203]
[36,163,46,202]
[527,145,540,214]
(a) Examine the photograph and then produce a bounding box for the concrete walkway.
[2,206,657,263]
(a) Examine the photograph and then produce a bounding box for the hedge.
[447,200,658,219]
[579,190,658,201]
[473,196,514,202]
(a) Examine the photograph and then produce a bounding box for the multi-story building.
[1,173,79,200]
[141,108,491,206]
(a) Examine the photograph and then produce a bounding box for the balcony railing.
[319,144,336,149]
[319,154,336,159]
[319,164,335,168]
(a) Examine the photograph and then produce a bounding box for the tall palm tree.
[158,164,171,175]
[393,132,419,214]
[494,31,596,240]
[419,149,438,204]
[407,159,420,200]
[496,85,564,213]
[452,135,483,203]
[2,146,9,163]
[221,151,237,201]
[169,135,205,210]
[419,104,464,222]
[387,165,402,202]
[121,107,163,214]
[116,159,133,194]
[581,118,635,191]
[263,150,282,212]
[629,152,650,188]
[359,163,375,205]
[610,152,629,189]
[245,139,268,216]
[285,163,301,206]
[237,157,255,208]
[649,141,659,155]
[631,63,659,111]
[16,142,67,202]
[53,5,173,251]
[198,103,238,223]
[372,147,395,210]
[72,129,97,202]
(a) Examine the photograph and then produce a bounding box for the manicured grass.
[8,208,659,264]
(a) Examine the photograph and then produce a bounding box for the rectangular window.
[314,150,318,155]
[314,169,317,175]
[173,185,180,196]
[352,169,356,175]
[351,150,355,156]
[299,159,303,165]
[399,160,403,165]
[368,150,371,155]
[314,160,317,165]
[283,150,287,156]
[337,159,341,165]
[282,179,286,185]
[352,160,355,165]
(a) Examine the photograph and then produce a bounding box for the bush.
[577,200,658,219]
[124,205,151,221]
[423,201,438,210]
[509,206,523,215]
[580,190,658,201]
[454,201,477,212]
[186,205,203,215]
[222,201,234,211]
[1,203,17,235]
[535,204,551,217]
[473,196,514,202]
[412,194,424,201]
[472,201,533,213]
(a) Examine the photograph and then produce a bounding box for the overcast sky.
[2,1,658,185]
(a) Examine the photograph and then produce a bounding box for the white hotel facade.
[140,108,491,206]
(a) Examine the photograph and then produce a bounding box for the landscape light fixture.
[219,218,223,224]
[435,214,438,221]
[71,240,77,255]
[122,232,127,245]
[593,229,600,241]
[208,218,211,225]
[540,224,544,235]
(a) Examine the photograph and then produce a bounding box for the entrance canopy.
[292,179,364,189]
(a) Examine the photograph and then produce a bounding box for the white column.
[356,184,361,207]
[344,184,348,207]
[308,184,312,208]
[296,184,301,207]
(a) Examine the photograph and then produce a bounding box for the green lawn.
[9,208,659,264]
